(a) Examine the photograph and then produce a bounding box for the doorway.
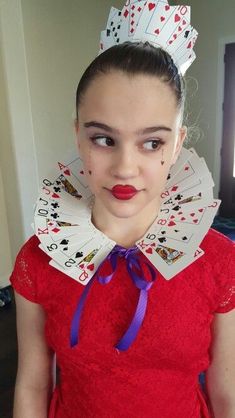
[219,43,235,217]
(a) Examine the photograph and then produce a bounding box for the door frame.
[214,36,235,201]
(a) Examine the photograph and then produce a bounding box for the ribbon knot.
[70,245,157,351]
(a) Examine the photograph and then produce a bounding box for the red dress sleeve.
[214,237,235,313]
[10,235,41,303]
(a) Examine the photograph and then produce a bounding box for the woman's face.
[75,70,186,220]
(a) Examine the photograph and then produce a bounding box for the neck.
[91,198,160,248]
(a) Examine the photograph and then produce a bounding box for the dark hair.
[76,41,185,119]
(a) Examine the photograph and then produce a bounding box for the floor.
[0,288,17,418]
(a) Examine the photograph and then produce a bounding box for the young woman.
[10,42,235,418]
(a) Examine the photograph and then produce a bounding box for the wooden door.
[219,43,235,217]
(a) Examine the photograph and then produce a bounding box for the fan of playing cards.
[99,1,198,75]
[34,148,220,283]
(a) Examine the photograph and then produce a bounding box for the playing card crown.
[100,1,198,75]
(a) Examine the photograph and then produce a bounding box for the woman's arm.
[206,309,235,418]
[13,292,55,418]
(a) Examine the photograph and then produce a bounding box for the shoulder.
[10,235,51,303]
[200,228,234,268]
[17,234,48,261]
[199,228,235,313]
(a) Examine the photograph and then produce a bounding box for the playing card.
[166,147,193,186]
[58,159,92,199]
[77,240,115,275]
[50,235,113,275]
[137,241,204,279]
[153,5,190,47]
[47,221,94,241]
[160,187,213,214]
[38,187,90,217]
[49,240,115,286]
[139,199,221,254]
[100,29,114,52]
[175,27,198,58]
[105,7,122,44]
[41,175,85,203]
[161,157,213,201]
[134,3,189,48]
[179,50,196,75]
[34,217,66,253]
[120,0,147,41]
[163,174,214,214]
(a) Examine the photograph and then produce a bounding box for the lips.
[111,184,138,200]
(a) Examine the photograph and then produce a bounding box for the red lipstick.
[111,185,138,200]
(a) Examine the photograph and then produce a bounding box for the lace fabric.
[10,228,235,418]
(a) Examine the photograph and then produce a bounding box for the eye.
[142,139,164,151]
[90,135,114,147]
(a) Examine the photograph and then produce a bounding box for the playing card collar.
[34,147,220,285]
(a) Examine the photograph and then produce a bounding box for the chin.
[103,198,146,219]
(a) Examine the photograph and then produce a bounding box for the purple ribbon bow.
[70,245,157,351]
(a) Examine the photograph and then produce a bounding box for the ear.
[74,118,81,150]
[172,125,187,165]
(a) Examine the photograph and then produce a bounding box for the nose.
[110,146,139,180]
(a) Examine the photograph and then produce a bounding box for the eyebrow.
[83,121,172,134]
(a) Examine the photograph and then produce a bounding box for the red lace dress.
[10,228,235,418]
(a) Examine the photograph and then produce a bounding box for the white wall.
[184,0,235,197]
[0,0,123,283]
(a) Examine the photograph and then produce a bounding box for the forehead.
[79,71,179,129]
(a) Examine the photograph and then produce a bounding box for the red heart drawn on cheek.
[198,209,203,213]
[155,28,160,34]
[193,219,198,224]
[87,264,94,271]
[165,5,170,11]
[160,16,165,22]
[80,264,85,269]
[148,3,155,11]
[146,247,153,254]
[175,14,181,23]
[64,169,70,176]
[190,213,195,217]
[170,215,175,219]
[168,221,176,227]
[52,193,60,199]
[181,217,186,221]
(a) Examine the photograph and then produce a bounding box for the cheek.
[145,159,172,190]
[80,147,108,184]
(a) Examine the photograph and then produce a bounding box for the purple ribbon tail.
[115,289,148,351]
[70,276,95,347]
[70,245,157,351]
